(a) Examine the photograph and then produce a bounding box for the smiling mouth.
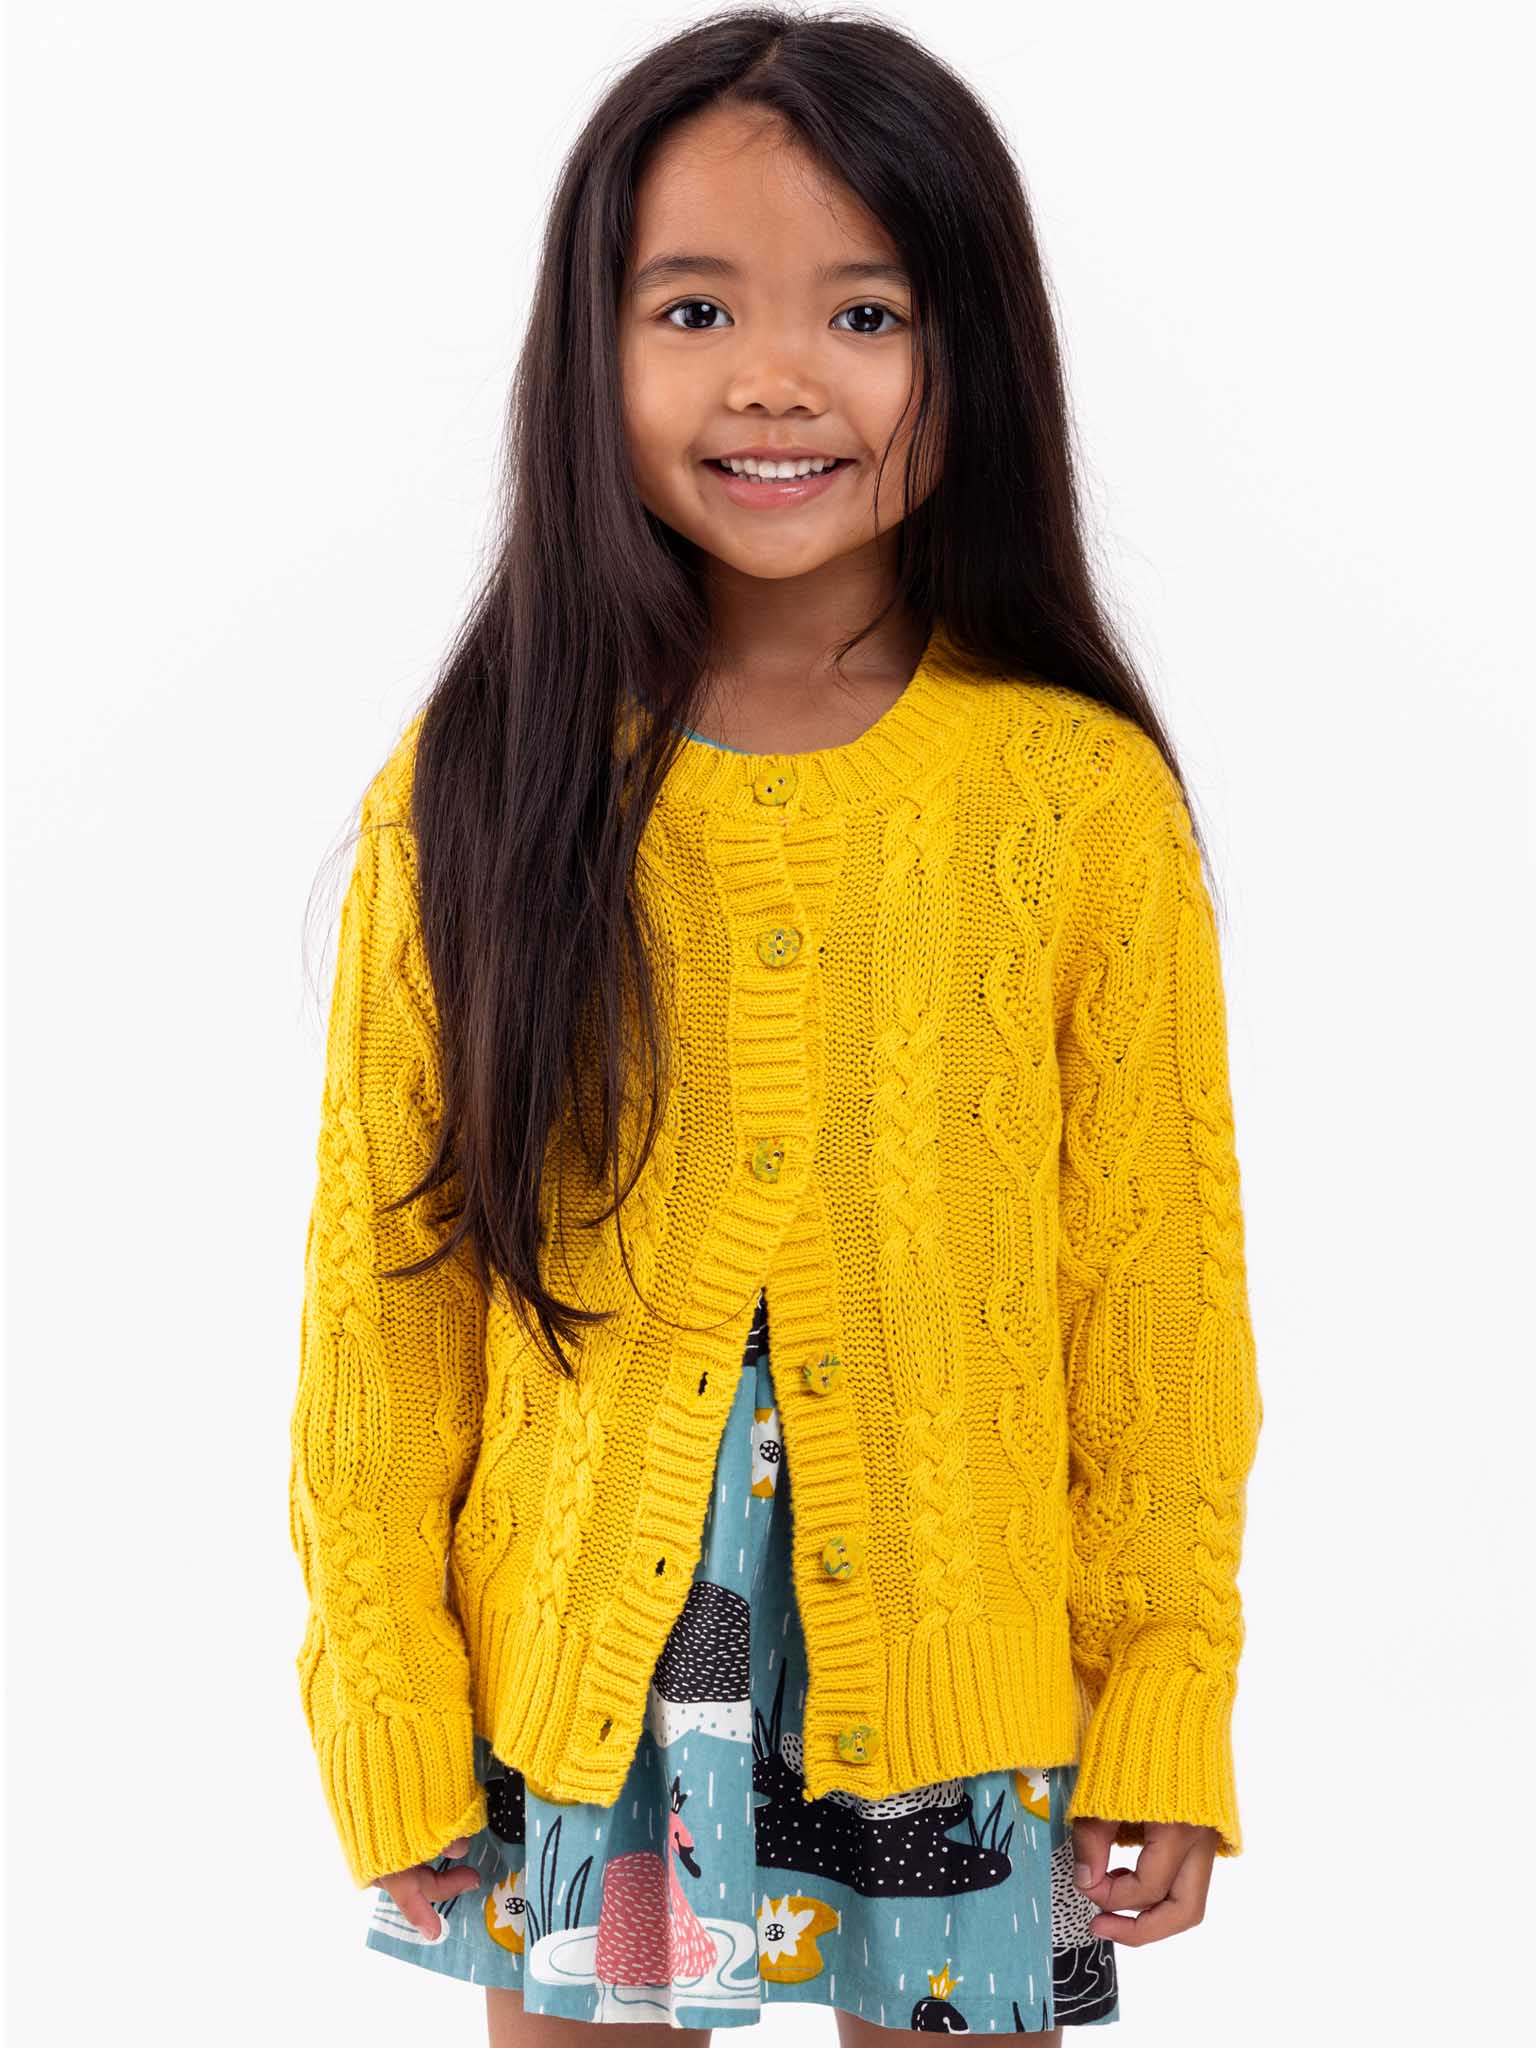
[704,457,855,481]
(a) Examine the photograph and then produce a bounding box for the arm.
[1055,728,1262,1858]
[289,737,489,1889]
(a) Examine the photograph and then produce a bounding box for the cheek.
[619,348,674,474]
[860,358,933,505]
[619,379,701,529]
[622,341,690,435]
[851,359,923,469]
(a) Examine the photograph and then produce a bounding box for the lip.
[701,454,856,510]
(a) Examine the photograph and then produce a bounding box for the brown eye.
[833,303,905,335]
[662,299,731,330]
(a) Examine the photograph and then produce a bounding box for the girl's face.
[620,105,937,584]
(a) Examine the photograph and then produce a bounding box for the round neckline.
[641,619,980,817]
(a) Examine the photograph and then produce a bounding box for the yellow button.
[752,765,797,806]
[757,925,803,967]
[836,1722,878,1764]
[801,1352,843,1394]
[750,1137,785,1183]
[821,1533,860,1579]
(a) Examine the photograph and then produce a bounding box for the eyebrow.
[626,253,911,297]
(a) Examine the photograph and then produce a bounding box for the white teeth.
[718,455,840,478]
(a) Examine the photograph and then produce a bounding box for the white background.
[7,2,1533,2042]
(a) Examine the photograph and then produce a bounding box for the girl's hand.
[371,1835,482,1939]
[1070,1816,1220,1945]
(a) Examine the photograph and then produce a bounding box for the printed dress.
[365,1289,1120,2030]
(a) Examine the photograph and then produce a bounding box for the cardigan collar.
[635,620,982,818]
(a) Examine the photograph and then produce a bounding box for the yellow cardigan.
[289,629,1262,1890]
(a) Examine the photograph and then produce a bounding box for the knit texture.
[289,626,1262,1890]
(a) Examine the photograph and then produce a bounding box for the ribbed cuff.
[1066,1663,1243,1857]
[316,1705,487,1890]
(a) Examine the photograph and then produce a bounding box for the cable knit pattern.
[290,623,1261,1889]
[867,755,986,1641]
[980,712,1112,1647]
[1055,724,1262,1858]
[289,781,490,1888]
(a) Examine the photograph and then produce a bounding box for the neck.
[690,613,934,756]
[632,619,985,820]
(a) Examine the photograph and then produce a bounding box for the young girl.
[288,10,1262,2041]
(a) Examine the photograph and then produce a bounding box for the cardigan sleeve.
[288,742,489,1890]
[1055,730,1262,1858]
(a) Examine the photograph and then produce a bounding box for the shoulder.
[971,671,1182,828]
[342,708,430,940]
[361,705,428,831]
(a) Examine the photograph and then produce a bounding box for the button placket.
[741,806,811,1187]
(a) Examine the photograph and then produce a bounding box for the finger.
[440,1837,471,1857]
[420,1902,449,1940]
[1166,1832,1214,1919]
[424,1860,484,1903]
[397,1875,479,1939]
[1090,1895,1203,1948]
[391,1886,449,1941]
[1095,1830,1189,1910]
[1071,1816,1119,1895]
[386,1858,483,1939]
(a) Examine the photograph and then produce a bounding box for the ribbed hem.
[1067,1663,1243,1857]
[816,1618,1084,1803]
[482,1603,1083,1810]
[315,1704,487,1890]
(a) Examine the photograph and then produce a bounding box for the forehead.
[628,106,901,277]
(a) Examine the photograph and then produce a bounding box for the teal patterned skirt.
[365,1289,1120,2030]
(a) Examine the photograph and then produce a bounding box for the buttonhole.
[597,1716,613,1742]
[655,1556,666,1574]
[698,1371,709,1394]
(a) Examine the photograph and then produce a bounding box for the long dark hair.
[312,5,1220,1380]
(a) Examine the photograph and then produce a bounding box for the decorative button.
[821,1533,860,1579]
[756,925,803,967]
[836,1722,879,1764]
[751,765,797,806]
[801,1352,843,1394]
[750,1137,785,1183]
